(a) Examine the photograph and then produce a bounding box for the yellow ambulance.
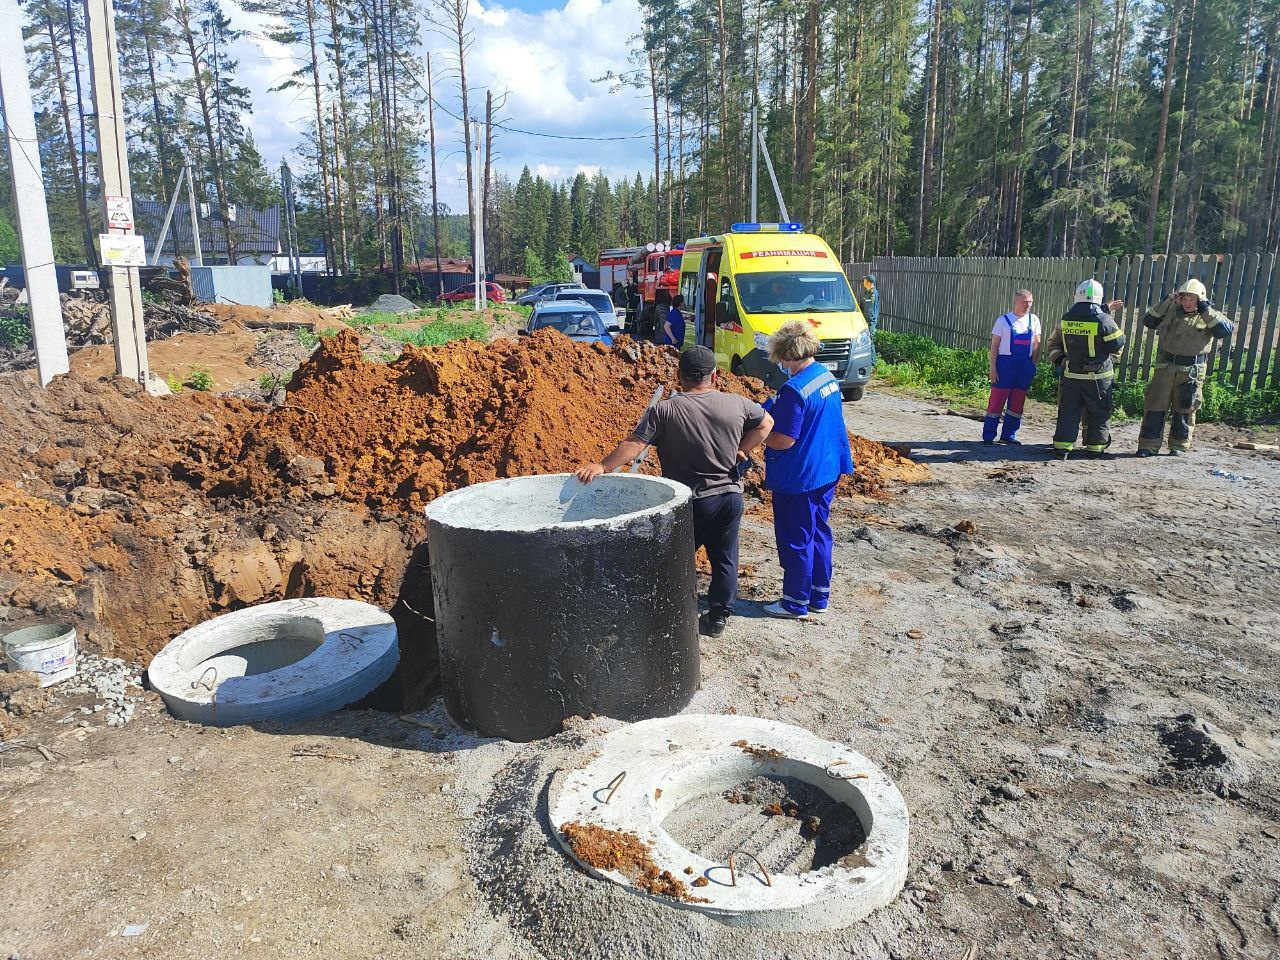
[675,223,874,399]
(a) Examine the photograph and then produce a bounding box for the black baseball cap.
[678,345,717,380]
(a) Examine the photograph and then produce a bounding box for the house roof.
[134,200,282,257]
[401,259,531,285]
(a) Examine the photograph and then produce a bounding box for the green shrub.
[273,288,285,305]
[185,366,213,391]
[0,309,32,348]
[872,330,1280,425]
[166,373,183,393]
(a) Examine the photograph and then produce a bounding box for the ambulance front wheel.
[842,386,864,402]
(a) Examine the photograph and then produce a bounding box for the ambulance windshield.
[737,271,856,313]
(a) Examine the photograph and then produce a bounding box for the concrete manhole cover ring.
[149,598,398,726]
[549,715,909,931]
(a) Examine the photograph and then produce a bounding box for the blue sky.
[232,0,652,212]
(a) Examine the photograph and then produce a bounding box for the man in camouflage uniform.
[1045,279,1127,460]
[1136,279,1233,457]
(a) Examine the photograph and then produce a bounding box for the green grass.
[873,330,1280,426]
[384,317,490,348]
[350,308,435,327]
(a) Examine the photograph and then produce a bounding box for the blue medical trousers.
[773,482,837,615]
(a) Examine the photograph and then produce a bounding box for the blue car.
[525,302,614,345]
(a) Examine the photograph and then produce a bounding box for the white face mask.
[777,362,790,376]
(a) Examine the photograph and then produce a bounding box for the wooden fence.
[845,254,1280,390]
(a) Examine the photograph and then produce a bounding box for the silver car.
[552,288,621,331]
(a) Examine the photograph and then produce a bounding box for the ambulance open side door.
[695,245,722,350]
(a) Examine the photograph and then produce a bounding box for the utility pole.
[750,102,758,222]
[84,0,148,382]
[0,0,70,385]
[471,118,487,311]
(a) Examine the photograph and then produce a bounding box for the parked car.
[551,288,621,331]
[524,301,613,345]
[514,281,584,306]
[439,281,506,304]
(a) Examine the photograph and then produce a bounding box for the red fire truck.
[627,243,684,340]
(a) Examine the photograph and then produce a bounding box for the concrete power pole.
[0,0,70,386]
[84,0,148,382]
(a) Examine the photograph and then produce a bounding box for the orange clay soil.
[188,328,927,513]
[560,821,707,903]
[0,329,925,670]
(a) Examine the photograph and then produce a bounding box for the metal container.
[425,473,699,741]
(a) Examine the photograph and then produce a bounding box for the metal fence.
[846,254,1280,391]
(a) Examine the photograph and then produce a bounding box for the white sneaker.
[763,601,809,620]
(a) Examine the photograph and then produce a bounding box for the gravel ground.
[2,388,1278,960]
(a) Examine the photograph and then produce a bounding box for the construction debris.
[0,293,222,372]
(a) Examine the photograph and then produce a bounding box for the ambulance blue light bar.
[729,222,805,233]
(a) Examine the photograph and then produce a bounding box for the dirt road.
[2,389,1277,960]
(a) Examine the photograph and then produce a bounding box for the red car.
[438,281,506,304]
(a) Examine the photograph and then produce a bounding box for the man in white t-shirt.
[982,289,1042,445]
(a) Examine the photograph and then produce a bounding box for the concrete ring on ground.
[148,598,398,726]
[549,715,909,931]
[426,473,699,741]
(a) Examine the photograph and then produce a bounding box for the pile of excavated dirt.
[0,329,923,696]
[188,329,925,513]
[0,374,433,700]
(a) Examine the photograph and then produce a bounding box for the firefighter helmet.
[1075,279,1104,304]
[1176,278,1207,301]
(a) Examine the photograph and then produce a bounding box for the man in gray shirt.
[575,347,773,637]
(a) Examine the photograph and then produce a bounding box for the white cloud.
[226,0,652,208]
[423,0,650,205]
[226,7,308,171]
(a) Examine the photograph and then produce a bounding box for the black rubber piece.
[427,492,700,742]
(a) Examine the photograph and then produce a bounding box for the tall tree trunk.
[45,11,94,264]
[716,0,728,225]
[61,0,96,265]
[649,51,661,239]
[800,0,820,223]
[175,0,236,264]
[1164,0,1197,254]
[427,52,444,295]
[326,0,355,269]
[1012,0,1033,255]
[363,15,386,266]
[139,1,174,197]
[1144,0,1181,254]
[484,89,494,264]
[917,0,943,254]
[331,103,348,271]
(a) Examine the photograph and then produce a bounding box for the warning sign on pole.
[105,194,134,231]
[99,234,147,266]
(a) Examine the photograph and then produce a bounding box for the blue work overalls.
[764,363,855,615]
[983,313,1037,443]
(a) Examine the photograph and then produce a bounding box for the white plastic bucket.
[3,623,78,687]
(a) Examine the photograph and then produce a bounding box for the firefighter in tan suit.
[1136,279,1233,457]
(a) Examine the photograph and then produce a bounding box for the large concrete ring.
[549,715,909,931]
[149,598,398,726]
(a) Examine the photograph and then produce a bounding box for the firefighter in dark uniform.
[1045,279,1127,460]
[1136,279,1233,457]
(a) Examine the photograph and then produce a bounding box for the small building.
[566,252,594,279]
[134,200,282,266]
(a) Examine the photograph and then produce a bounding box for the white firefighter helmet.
[1075,279,1104,304]
[1176,278,1207,301]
